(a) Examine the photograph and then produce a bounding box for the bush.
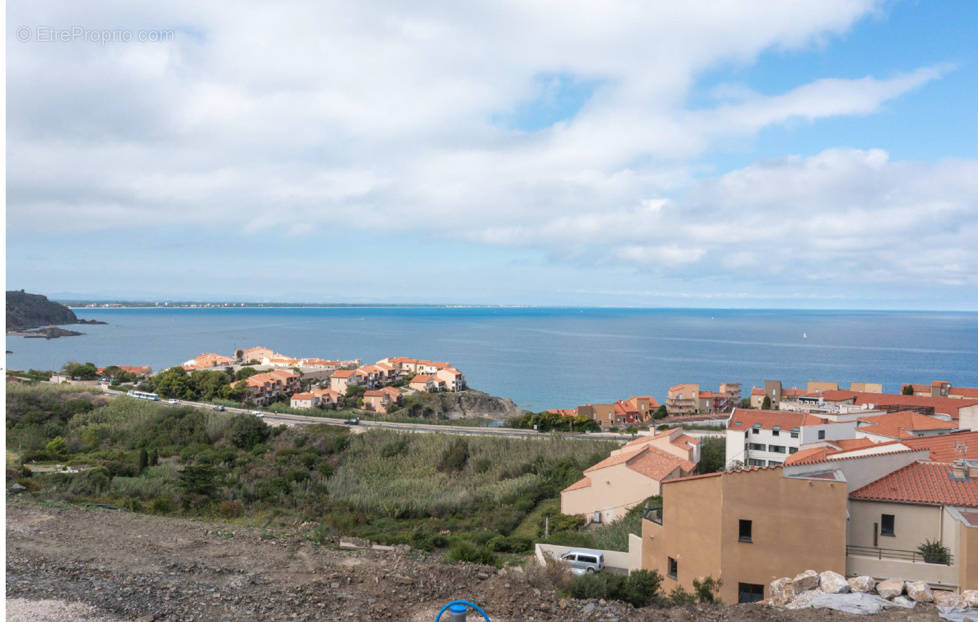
[670,585,696,605]
[445,541,498,567]
[692,576,723,603]
[46,436,68,458]
[218,500,244,518]
[622,570,663,607]
[919,539,951,564]
[227,415,270,450]
[568,569,662,607]
[437,438,470,473]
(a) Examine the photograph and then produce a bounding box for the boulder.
[847,575,876,593]
[892,596,916,608]
[905,581,934,603]
[792,569,820,593]
[876,578,905,599]
[933,591,964,608]
[818,570,850,594]
[962,590,978,608]
[769,577,796,607]
[785,589,821,610]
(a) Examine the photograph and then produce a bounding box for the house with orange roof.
[182,352,236,370]
[290,392,320,409]
[620,427,701,463]
[244,369,300,405]
[641,465,848,603]
[846,459,978,589]
[329,369,361,393]
[310,387,343,408]
[855,410,958,442]
[665,383,699,415]
[236,346,277,364]
[725,408,859,468]
[435,367,466,392]
[98,365,153,378]
[561,442,697,524]
[363,387,402,414]
[952,387,978,400]
[408,374,444,392]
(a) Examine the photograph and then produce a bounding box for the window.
[767,459,782,465]
[739,519,752,543]
[818,430,826,440]
[768,445,786,453]
[751,427,759,435]
[789,447,798,454]
[772,426,780,437]
[667,557,678,579]
[791,427,799,438]
[738,583,765,603]
[749,443,765,451]
[748,459,765,467]
[881,514,895,536]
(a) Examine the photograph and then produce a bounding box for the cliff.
[396,389,525,421]
[6,290,84,331]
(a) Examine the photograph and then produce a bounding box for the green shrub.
[568,570,661,607]
[622,570,663,607]
[670,585,696,605]
[437,438,469,473]
[919,539,951,564]
[692,576,723,603]
[445,541,498,567]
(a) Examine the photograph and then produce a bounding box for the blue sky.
[6,1,978,308]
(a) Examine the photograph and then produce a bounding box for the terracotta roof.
[727,409,828,431]
[699,391,716,398]
[751,388,766,396]
[410,375,436,383]
[952,388,978,399]
[563,477,592,493]
[822,390,978,419]
[850,461,978,508]
[903,431,978,462]
[857,411,957,439]
[584,445,694,481]
[363,390,388,398]
[291,392,315,400]
[784,439,891,465]
[332,370,355,378]
[782,388,808,398]
[668,383,698,393]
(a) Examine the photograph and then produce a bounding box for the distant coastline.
[65,302,536,309]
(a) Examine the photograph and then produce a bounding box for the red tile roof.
[751,388,766,396]
[822,390,978,419]
[850,461,978,508]
[784,438,888,466]
[857,411,957,439]
[727,409,828,431]
[291,392,315,400]
[331,370,355,378]
[584,445,694,481]
[952,388,978,399]
[902,431,978,462]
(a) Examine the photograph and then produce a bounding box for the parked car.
[559,549,605,575]
[212,405,226,412]
[343,417,360,425]
[251,410,264,418]
[167,399,179,405]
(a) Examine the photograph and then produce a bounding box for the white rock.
[933,590,964,608]
[847,575,876,593]
[784,589,821,610]
[769,577,796,607]
[877,578,905,599]
[963,589,978,608]
[818,570,850,594]
[792,569,820,593]
[892,595,916,608]
[905,581,934,603]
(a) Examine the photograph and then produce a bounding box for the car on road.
[212,405,226,412]
[251,411,264,418]
[167,399,179,405]
[343,417,360,425]
[559,549,605,575]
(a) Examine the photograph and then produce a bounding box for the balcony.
[846,544,957,588]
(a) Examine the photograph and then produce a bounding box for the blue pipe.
[434,600,491,621]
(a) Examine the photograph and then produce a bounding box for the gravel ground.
[6,500,947,621]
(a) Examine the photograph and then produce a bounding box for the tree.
[653,405,668,419]
[235,367,260,381]
[61,361,98,380]
[46,436,68,458]
[438,438,470,472]
[696,437,726,474]
[179,464,217,499]
[739,398,751,409]
[227,415,270,450]
[761,395,771,410]
[138,448,149,473]
[902,384,915,396]
[153,367,195,400]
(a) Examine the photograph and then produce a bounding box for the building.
[408,374,443,392]
[641,466,848,603]
[855,410,958,442]
[951,387,978,400]
[436,368,466,392]
[330,369,360,393]
[813,389,978,423]
[290,392,320,409]
[311,387,343,408]
[244,370,300,406]
[236,346,277,364]
[725,408,857,468]
[666,384,699,415]
[363,387,402,413]
[807,381,839,393]
[562,430,698,524]
[850,382,883,393]
[182,353,236,370]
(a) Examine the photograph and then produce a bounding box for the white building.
[725,408,857,468]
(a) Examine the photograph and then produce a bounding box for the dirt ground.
[6,500,947,622]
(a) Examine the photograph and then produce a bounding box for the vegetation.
[509,411,600,433]
[61,361,99,380]
[7,383,620,569]
[761,396,772,409]
[919,539,951,564]
[569,569,662,606]
[696,437,725,474]
[902,384,915,396]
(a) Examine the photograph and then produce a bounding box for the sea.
[6,307,978,412]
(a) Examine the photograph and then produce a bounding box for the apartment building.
[290,392,320,409]
[244,370,300,406]
[855,410,958,442]
[409,374,444,392]
[330,369,360,393]
[236,346,277,364]
[725,409,857,468]
[641,467,847,603]
[363,387,402,413]
[182,352,236,370]
[666,384,699,415]
[436,367,466,392]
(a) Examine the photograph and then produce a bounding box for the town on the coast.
[14,346,978,608]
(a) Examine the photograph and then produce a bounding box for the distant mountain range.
[6,290,104,332]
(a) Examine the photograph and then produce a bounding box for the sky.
[6,1,978,308]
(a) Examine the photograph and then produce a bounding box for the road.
[99,386,689,442]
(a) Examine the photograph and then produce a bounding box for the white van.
[559,549,605,574]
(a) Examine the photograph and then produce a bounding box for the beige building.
[850,382,883,393]
[363,387,402,413]
[330,369,360,393]
[641,467,847,603]
[666,383,699,415]
[807,381,839,393]
[562,437,696,524]
[408,374,443,392]
[436,368,466,392]
[290,392,319,409]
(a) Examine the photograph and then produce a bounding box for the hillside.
[394,388,525,420]
[6,290,80,331]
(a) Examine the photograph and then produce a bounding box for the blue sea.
[6,307,978,412]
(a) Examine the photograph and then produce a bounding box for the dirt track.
[6,500,945,621]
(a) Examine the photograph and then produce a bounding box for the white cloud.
[8,0,977,294]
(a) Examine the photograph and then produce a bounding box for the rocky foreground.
[6,500,946,622]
